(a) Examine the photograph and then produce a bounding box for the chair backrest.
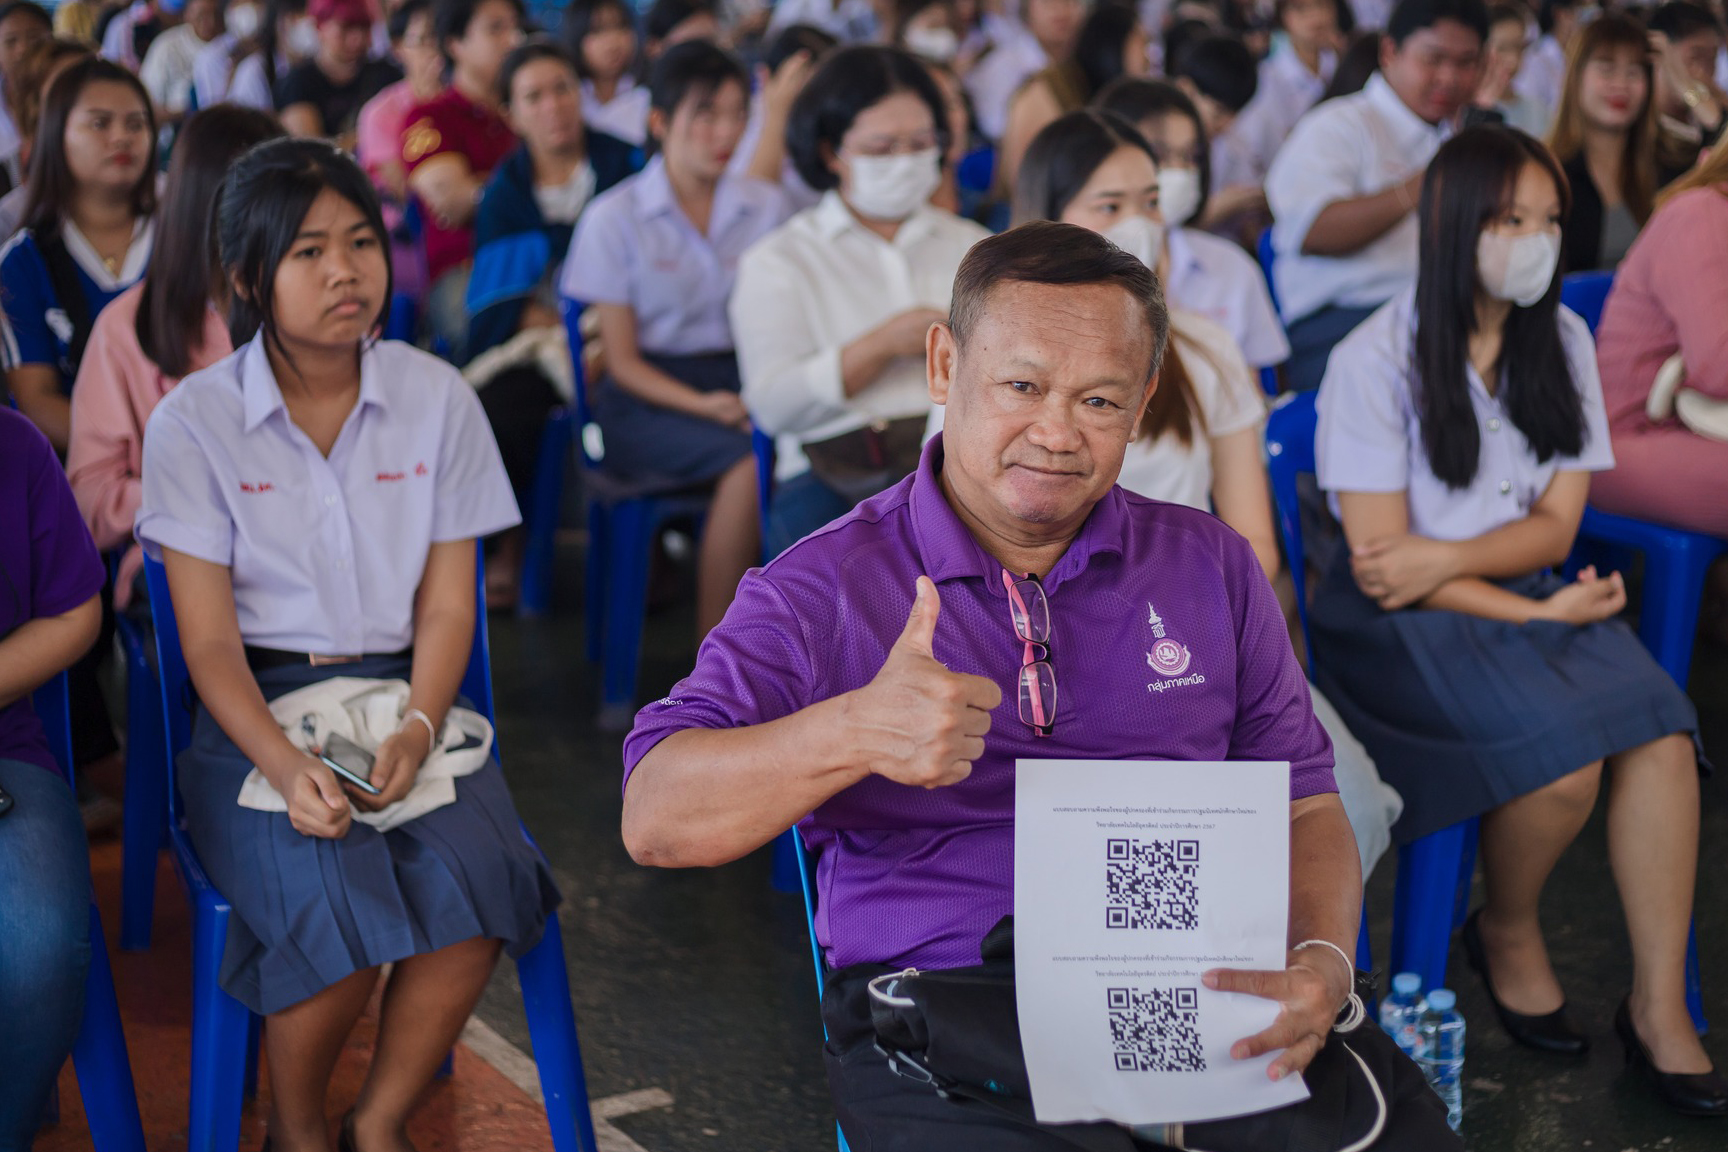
[30,671,75,787]
[752,428,776,537]
[1256,226,1283,322]
[1560,271,1613,336]
[791,829,828,994]
[560,298,603,470]
[142,543,495,820]
[1264,390,1318,673]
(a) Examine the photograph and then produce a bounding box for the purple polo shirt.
[0,409,106,776]
[624,435,1336,971]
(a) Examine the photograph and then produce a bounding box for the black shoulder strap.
[35,231,95,376]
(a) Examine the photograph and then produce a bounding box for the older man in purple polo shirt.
[622,223,1454,1149]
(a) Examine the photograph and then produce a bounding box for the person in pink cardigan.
[1592,138,1728,538]
[66,105,284,607]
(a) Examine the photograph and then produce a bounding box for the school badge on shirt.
[1145,602,1199,688]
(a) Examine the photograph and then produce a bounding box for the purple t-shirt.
[0,408,106,775]
[624,435,1337,972]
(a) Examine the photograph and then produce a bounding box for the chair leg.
[583,501,607,666]
[1391,820,1474,992]
[1451,818,1479,930]
[188,901,252,1152]
[243,1013,262,1100]
[515,916,600,1152]
[519,410,572,619]
[120,632,165,951]
[73,904,148,1152]
[1639,542,1716,689]
[1687,920,1708,1036]
[599,499,655,730]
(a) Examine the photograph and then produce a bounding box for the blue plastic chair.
[30,673,149,1152]
[749,428,805,894]
[143,547,601,1152]
[1265,393,1707,1029]
[1559,270,1614,335]
[114,608,168,951]
[561,299,715,728]
[1252,226,1286,396]
[791,831,855,1152]
[517,406,577,618]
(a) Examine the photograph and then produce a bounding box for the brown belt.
[243,646,414,671]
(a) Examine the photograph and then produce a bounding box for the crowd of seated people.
[6,0,1728,1144]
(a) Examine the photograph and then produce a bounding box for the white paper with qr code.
[1014,759,1307,1125]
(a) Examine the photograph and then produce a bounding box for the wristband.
[399,708,437,750]
[1293,938,1367,1032]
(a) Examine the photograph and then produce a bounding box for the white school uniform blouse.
[1513,34,1567,122]
[135,338,521,655]
[731,191,989,480]
[1315,290,1615,542]
[562,157,790,356]
[1164,226,1290,370]
[964,26,1048,142]
[1214,47,1335,193]
[1266,74,1451,324]
[580,78,651,148]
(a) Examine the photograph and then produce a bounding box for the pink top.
[1595,185,1728,429]
[356,80,424,190]
[66,282,233,606]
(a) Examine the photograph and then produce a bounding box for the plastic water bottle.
[1416,988,1466,1132]
[1378,971,1426,1059]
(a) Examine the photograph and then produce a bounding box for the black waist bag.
[863,917,1421,1152]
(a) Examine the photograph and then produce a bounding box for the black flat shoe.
[1461,909,1590,1055]
[1615,997,1728,1117]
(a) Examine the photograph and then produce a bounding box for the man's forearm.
[1287,794,1362,972]
[1301,183,1415,257]
[621,694,873,869]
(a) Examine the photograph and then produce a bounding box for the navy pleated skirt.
[177,656,561,1015]
[592,351,753,485]
[1309,555,1701,844]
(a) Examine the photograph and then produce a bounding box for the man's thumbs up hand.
[847,577,1003,789]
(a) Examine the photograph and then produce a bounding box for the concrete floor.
[471,535,1728,1152]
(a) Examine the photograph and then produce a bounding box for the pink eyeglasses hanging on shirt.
[1002,569,1057,737]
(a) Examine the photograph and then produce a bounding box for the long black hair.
[22,57,156,240]
[1413,125,1582,490]
[1069,1,1140,102]
[218,138,393,358]
[137,106,284,379]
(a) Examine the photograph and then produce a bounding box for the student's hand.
[1204,947,1353,1081]
[1538,565,1627,624]
[763,50,816,122]
[846,576,1002,790]
[285,757,353,838]
[889,307,951,357]
[693,390,752,430]
[1349,534,1458,609]
[351,727,431,812]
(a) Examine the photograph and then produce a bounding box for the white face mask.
[286,16,321,59]
[228,1,262,39]
[844,147,942,222]
[1103,214,1165,269]
[904,26,959,62]
[1476,229,1561,307]
[1157,166,1202,227]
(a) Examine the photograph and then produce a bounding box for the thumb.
[312,768,348,811]
[894,575,941,658]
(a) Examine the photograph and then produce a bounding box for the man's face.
[1380,18,1483,124]
[930,280,1154,535]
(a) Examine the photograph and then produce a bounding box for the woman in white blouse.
[1004,108,1406,878]
[731,45,990,555]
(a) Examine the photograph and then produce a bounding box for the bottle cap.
[1426,988,1456,1011]
[1392,972,1422,995]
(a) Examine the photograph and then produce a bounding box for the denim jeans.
[765,469,856,559]
[0,758,91,1151]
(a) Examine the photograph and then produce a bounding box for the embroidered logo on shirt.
[415,462,428,476]
[402,119,441,163]
[45,308,72,344]
[1145,603,1194,678]
[239,481,274,493]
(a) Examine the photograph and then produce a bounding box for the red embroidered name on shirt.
[239,482,274,493]
[376,471,406,482]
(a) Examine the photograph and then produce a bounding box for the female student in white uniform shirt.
[135,139,558,1151]
[1312,126,1723,1115]
[564,0,650,147]
[731,45,989,555]
[997,107,1406,876]
[1095,78,1291,379]
[563,41,789,638]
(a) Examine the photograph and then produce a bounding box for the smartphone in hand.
[317,732,382,796]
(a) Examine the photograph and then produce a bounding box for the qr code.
[1109,987,1206,1072]
[1105,838,1199,930]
